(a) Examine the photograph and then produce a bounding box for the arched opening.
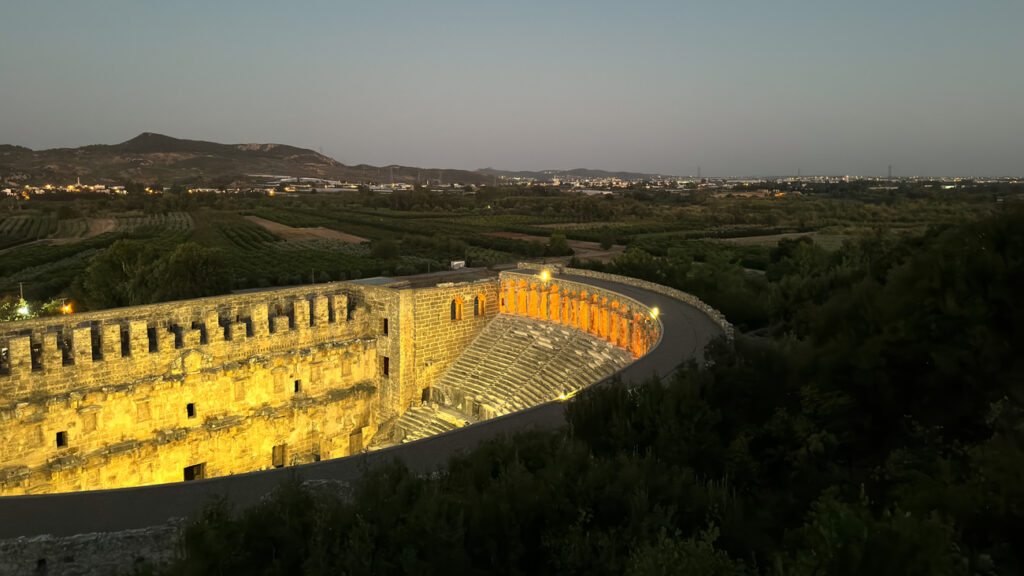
[474,294,486,316]
[451,298,464,320]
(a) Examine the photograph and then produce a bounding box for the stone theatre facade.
[0,267,662,496]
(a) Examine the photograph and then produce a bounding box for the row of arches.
[498,278,658,358]
[450,295,486,321]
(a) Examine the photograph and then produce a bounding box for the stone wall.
[0,282,396,496]
[499,270,661,357]
[407,279,500,408]
[0,520,182,576]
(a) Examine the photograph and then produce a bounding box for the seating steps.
[387,314,631,445]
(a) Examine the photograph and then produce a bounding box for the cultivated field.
[245,215,368,243]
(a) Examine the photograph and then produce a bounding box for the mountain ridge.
[0,133,491,186]
[0,133,672,187]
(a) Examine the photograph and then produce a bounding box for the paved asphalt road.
[0,274,724,538]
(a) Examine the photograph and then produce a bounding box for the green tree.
[371,238,399,260]
[152,242,230,302]
[79,239,161,308]
[546,233,573,256]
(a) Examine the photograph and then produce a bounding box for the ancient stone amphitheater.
[0,264,729,571]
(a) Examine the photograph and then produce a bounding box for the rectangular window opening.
[183,463,206,481]
[30,342,42,371]
[219,315,232,341]
[192,321,208,345]
[171,325,183,349]
[381,356,390,377]
[56,431,68,448]
[61,335,73,366]
[382,318,389,336]
[186,403,196,418]
[91,324,103,361]
[293,379,301,393]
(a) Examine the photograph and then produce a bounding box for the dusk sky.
[1,1,1021,177]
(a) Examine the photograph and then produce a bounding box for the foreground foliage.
[159,210,1023,575]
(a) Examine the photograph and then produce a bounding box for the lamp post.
[17,282,29,316]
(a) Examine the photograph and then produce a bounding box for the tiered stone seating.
[384,405,465,445]
[382,315,631,445]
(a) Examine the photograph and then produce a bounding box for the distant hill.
[0,133,492,187]
[478,167,671,181]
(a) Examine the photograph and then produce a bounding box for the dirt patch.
[717,232,810,246]
[483,232,624,263]
[484,231,548,243]
[245,215,368,243]
[0,218,116,254]
[566,240,625,263]
[48,218,116,245]
[535,222,632,230]
[84,218,115,238]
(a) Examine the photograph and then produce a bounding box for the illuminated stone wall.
[498,271,660,358]
[0,283,397,496]
[0,268,678,497]
[406,279,501,407]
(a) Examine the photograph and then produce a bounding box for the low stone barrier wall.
[0,520,182,576]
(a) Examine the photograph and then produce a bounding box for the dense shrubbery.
[154,209,1023,574]
[76,240,231,308]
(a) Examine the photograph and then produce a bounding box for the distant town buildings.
[2,174,1020,200]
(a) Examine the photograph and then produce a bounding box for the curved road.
[0,273,723,538]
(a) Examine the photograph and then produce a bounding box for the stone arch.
[474,294,486,316]
[451,298,464,321]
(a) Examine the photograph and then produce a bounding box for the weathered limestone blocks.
[498,271,660,358]
[0,282,387,496]
[0,285,370,399]
[407,279,499,414]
